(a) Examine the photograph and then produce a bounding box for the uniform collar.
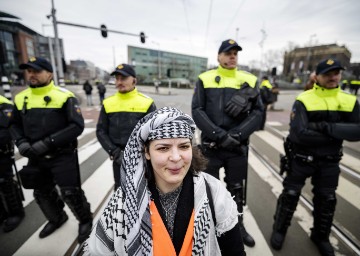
[313,83,340,97]
[217,65,237,77]
[29,81,55,95]
[116,87,138,99]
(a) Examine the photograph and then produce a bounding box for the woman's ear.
[145,148,150,160]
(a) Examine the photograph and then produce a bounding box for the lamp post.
[258,28,267,84]
[48,0,65,86]
[152,41,161,80]
[306,34,317,73]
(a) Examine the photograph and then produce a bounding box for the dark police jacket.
[10,81,84,152]
[96,88,156,155]
[192,65,263,145]
[0,95,13,149]
[289,84,360,157]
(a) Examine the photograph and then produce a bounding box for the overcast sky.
[2,0,360,72]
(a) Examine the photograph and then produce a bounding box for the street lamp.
[152,41,161,79]
[48,0,65,86]
[306,34,317,72]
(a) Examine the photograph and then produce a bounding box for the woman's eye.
[180,145,191,150]
[157,147,168,151]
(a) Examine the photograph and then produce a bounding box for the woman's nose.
[169,149,181,161]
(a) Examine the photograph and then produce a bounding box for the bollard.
[1,76,12,101]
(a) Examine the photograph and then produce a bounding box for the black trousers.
[202,147,248,185]
[0,153,13,180]
[283,158,340,196]
[112,160,120,190]
[27,151,81,190]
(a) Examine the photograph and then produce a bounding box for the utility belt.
[42,145,76,159]
[202,140,248,155]
[293,153,342,163]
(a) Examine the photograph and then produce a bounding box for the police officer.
[192,39,263,247]
[259,76,274,130]
[270,59,360,256]
[10,57,92,243]
[0,94,24,232]
[96,64,156,190]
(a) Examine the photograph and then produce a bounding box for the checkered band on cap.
[148,121,194,141]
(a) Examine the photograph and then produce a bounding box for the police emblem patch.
[326,59,334,65]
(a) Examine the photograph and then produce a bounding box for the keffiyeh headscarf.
[121,107,195,255]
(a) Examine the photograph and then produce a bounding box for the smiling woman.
[85,106,246,256]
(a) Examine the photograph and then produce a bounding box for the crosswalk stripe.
[254,130,360,211]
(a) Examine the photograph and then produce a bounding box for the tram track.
[250,144,360,255]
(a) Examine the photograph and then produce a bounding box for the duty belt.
[294,153,342,163]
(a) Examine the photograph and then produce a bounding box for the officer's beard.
[29,77,52,88]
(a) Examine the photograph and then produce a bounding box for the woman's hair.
[144,141,208,182]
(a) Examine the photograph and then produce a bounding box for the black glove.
[225,92,249,117]
[111,148,123,165]
[18,142,37,158]
[32,138,51,156]
[219,134,241,150]
[225,85,258,117]
[308,122,328,133]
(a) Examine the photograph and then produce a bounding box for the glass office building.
[128,45,208,86]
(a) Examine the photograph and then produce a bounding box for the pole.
[1,76,12,101]
[112,46,116,67]
[158,49,161,79]
[48,37,58,85]
[11,157,25,201]
[51,0,65,86]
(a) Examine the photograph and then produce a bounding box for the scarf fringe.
[215,202,240,236]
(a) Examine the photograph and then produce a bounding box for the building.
[128,45,208,85]
[283,44,351,79]
[0,17,64,84]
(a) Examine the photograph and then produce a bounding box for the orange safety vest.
[150,201,194,256]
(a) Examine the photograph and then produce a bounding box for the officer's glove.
[225,92,249,117]
[18,142,37,158]
[111,148,123,165]
[308,122,329,134]
[225,85,258,118]
[219,134,241,150]
[32,138,51,156]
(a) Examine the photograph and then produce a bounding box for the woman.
[85,107,245,255]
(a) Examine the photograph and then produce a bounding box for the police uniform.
[96,64,156,190]
[271,59,360,255]
[0,95,24,232]
[259,77,274,130]
[11,57,92,243]
[192,39,263,247]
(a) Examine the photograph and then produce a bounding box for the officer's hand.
[111,148,123,165]
[219,134,241,150]
[32,138,51,156]
[18,142,37,158]
[225,93,248,117]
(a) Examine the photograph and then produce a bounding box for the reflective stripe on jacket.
[97,88,156,152]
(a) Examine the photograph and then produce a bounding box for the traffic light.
[140,32,145,43]
[100,24,107,38]
[271,67,277,76]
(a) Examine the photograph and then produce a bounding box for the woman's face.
[145,138,192,193]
